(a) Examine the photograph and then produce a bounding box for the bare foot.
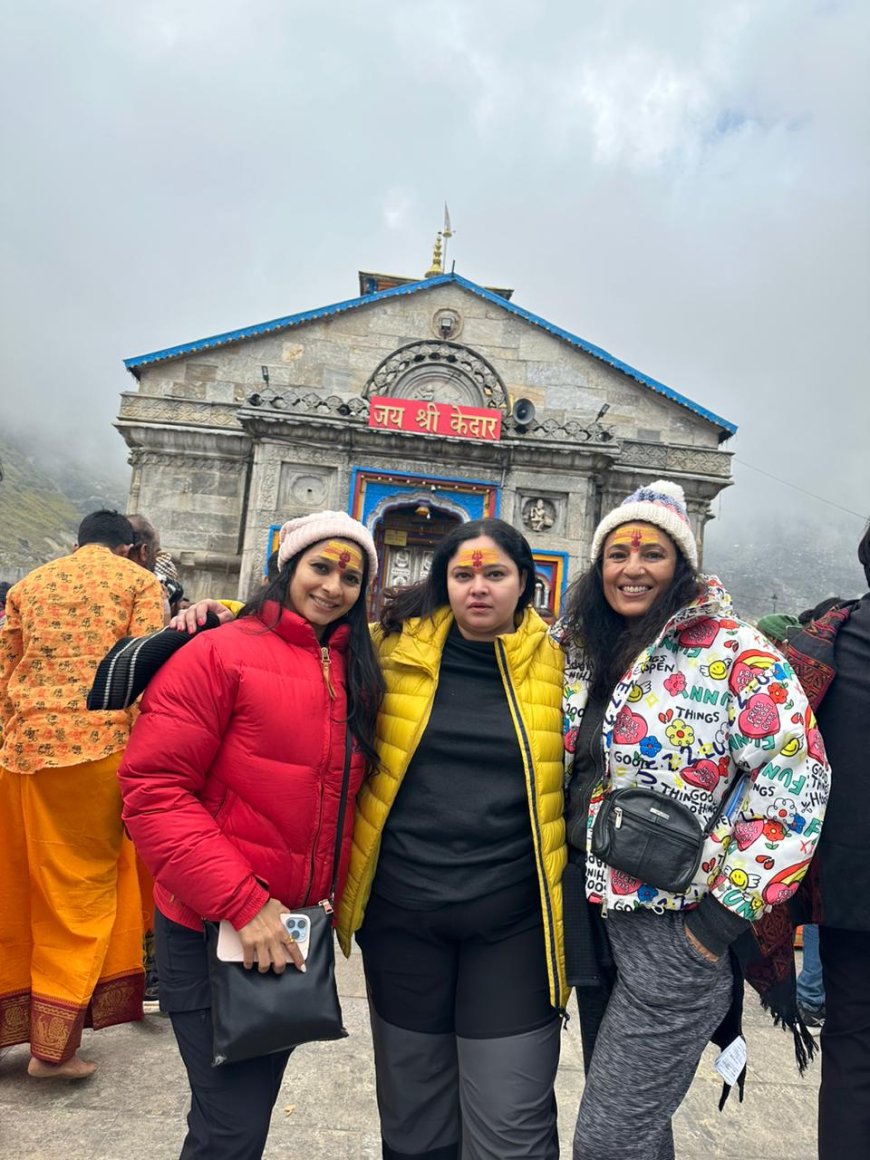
[28,1054,96,1080]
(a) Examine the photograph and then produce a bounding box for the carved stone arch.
[365,491,471,532]
[363,341,508,411]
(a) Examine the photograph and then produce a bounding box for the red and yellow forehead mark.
[319,539,363,572]
[454,547,502,571]
[607,524,664,550]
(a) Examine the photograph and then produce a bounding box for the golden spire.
[425,232,443,277]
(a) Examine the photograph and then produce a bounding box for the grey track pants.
[358,883,562,1158]
[369,1003,562,1159]
[574,908,733,1160]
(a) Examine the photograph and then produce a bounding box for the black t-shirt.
[373,624,535,908]
[565,692,608,853]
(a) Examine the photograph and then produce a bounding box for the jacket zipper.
[320,646,336,699]
[495,638,562,1011]
[612,806,701,845]
[302,645,334,903]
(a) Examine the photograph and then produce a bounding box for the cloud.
[381,187,414,232]
[0,0,866,556]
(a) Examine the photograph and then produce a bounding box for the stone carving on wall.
[119,395,241,428]
[363,342,508,411]
[522,497,556,532]
[127,449,246,473]
[502,414,615,443]
[241,392,368,418]
[277,466,336,512]
[619,440,732,478]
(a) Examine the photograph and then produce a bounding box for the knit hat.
[277,511,378,580]
[590,479,699,569]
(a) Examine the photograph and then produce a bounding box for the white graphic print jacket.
[562,578,831,919]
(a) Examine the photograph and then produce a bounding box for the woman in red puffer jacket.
[119,511,384,1160]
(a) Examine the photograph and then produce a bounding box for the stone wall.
[118,280,732,601]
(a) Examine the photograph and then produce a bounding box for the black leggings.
[357,879,561,1159]
[155,909,292,1160]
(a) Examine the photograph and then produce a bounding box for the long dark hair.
[562,544,703,701]
[380,517,537,634]
[240,550,384,768]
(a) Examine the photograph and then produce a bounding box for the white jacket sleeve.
[713,633,830,918]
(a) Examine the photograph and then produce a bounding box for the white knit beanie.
[589,480,698,569]
[277,510,378,579]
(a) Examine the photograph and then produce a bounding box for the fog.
[1,1,867,559]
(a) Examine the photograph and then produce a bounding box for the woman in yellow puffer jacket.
[337,517,567,1160]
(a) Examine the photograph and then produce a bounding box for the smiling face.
[286,538,365,638]
[601,523,677,618]
[446,535,525,641]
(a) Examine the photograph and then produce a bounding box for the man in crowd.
[785,523,870,1157]
[128,512,160,573]
[0,510,164,1079]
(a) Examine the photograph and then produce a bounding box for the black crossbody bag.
[591,767,746,896]
[204,733,353,1066]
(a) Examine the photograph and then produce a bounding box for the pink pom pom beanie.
[589,479,699,570]
[277,511,379,579]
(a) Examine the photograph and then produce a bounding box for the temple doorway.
[370,502,463,615]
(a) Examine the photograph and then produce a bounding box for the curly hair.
[561,547,704,700]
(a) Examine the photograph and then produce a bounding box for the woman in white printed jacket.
[559,480,830,1160]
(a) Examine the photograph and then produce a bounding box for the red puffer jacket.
[119,603,366,933]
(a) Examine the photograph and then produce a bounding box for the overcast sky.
[1,0,867,559]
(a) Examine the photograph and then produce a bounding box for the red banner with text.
[368,395,502,442]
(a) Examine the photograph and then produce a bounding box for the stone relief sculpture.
[363,341,508,411]
[522,497,556,532]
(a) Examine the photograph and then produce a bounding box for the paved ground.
[0,948,819,1159]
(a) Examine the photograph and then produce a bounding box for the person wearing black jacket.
[785,522,870,1159]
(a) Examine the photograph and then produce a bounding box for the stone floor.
[0,949,819,1159]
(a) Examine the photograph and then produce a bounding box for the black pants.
[819,926,870,1159]
[357,880,561,1160]
[155,908,293,1160]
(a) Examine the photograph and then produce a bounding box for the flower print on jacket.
[561,576,831,923]
[665,718,694,747]
[639,736,662,758]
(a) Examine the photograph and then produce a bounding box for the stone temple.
[117,261,735,613]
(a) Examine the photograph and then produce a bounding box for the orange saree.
[0,753,144,1063]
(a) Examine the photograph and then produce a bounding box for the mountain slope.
[0,434,127,581]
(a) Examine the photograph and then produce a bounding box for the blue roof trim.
[124,272,736,436]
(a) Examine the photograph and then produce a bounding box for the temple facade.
[117,268,735,613]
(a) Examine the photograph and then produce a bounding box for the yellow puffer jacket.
[337,605,569,1009]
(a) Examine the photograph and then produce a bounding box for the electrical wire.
[733,457,868,521]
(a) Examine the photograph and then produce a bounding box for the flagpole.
[441,203,453,272]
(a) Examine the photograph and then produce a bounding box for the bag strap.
[700,763,746,838]
[324,729,353,905]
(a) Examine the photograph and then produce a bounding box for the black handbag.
[591,770,745,896]
[204,734,353,1066]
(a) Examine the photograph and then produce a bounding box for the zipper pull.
[614,805,623,829]
[320,646,336,699]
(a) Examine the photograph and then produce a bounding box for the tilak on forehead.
[608,524,666,550]
[319,539,364,572]
[454,547,502,571]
